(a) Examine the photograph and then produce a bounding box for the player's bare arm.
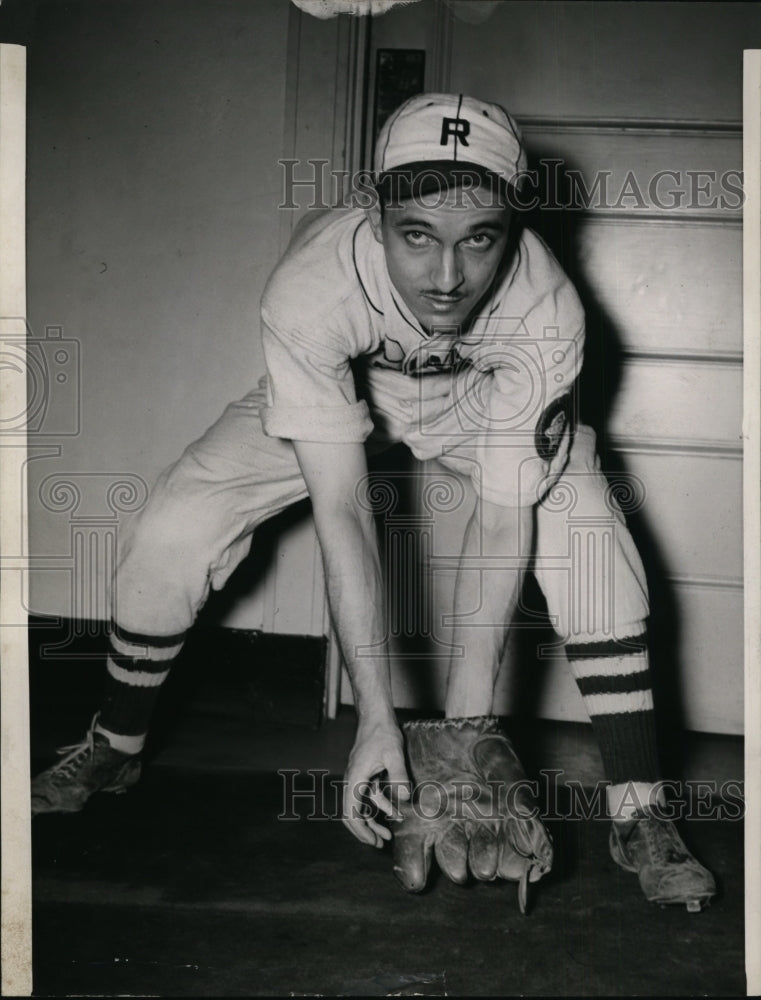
[444,418,573,717]
[293,437,410,848]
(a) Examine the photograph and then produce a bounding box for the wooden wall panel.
[576,222,742,355]
[619,451,742,583]
[608,360,742,446]
[492,581,743,734]
[521,128,742,221]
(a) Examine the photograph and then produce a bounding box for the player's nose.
[430,246,464,294]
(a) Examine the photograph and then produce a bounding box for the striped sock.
[95,623,186,755]
[565,632,660,785]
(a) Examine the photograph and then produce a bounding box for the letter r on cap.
[440,117,470,146]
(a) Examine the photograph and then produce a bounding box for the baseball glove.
[391,716,553,913]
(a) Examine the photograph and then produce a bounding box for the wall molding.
[324,11,371,718]
[620,348,743,368]
[574,209,742,228]
[607,437,743,460]
[666,573,744,592]
[276,7,372,715]
[517,116,743,139]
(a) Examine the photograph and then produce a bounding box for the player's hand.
[342,719,411,848]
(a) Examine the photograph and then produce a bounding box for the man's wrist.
[355,707,399,733]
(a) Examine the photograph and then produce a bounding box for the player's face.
[369,184,513,335]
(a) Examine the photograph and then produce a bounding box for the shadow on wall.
[513,152,687,773]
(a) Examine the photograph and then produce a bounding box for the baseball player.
[32,93,715,912]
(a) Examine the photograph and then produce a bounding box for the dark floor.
[30,631,746,997]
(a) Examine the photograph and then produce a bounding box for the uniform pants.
[113,382,649,643]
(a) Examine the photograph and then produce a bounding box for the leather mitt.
[391,716,553,913]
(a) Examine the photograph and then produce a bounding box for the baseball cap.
[373,92,526,204]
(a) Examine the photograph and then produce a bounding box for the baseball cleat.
[31,715,141,816]
[609,807,716,911]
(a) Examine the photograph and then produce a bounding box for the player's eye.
[463,233,494,250]
[403,230,434,247]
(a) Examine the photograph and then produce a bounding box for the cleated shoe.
[31,718,141,816]
[609,807,716,911]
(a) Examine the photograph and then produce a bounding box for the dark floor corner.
[29,619,746,997]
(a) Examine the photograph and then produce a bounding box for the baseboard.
[27,615,743,789]
[28,615,328,735]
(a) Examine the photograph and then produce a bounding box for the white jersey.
[260,207,585,506]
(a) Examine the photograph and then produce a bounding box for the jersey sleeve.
[259,300,375,444]
[448,237,586,508]
[482,278,585,435]
[475,297,584,507]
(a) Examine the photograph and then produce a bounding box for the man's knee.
[117,486,215,575]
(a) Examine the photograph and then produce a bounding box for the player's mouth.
[421,292,468,312]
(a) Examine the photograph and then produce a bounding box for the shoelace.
[632,810,689,866]
[48,725,98,782]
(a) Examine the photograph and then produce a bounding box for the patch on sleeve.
[535,394,571,460]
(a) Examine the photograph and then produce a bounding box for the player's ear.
[365,202,384,244]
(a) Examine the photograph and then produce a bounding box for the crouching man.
[32,93,715,913]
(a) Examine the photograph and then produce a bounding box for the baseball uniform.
[113,202,648,646]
